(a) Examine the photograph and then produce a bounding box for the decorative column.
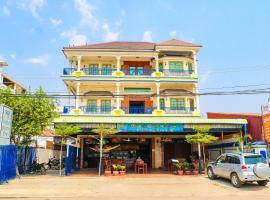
[75,82,81,110]
[156,82,160,110]
[77,56,82,71]
[112,82,124,115]
[155,56,159,72]
[152,82,164,116]
[194,86,200,116]
[113,56,124,77]
[116,56,121,72]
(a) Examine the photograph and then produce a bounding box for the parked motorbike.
[28,160,47,175]
[47,157,65,170]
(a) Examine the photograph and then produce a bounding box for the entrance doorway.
[129,101,145,114]
[163,139,191,167]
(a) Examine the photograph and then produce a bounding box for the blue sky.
[0,0,270,115]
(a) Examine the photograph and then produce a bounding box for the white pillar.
[116,56,121,72]
[156,82,160,110]
[75,82,80,110]
[155,56,159,72]
[116,82,120,109]
[193,51,198,74]
[0,67,3,86]
[77,56,82,71]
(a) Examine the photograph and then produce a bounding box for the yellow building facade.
[55,39,247,170]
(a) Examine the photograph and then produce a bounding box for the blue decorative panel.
[117,123,184,132]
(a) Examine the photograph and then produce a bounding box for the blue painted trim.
[208,142,237,149]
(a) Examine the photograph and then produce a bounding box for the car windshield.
[244,155,267,165]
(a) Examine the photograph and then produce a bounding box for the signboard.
[117,123,184,132]
[76,123,116,129]
[0,105,13,145]
[262,102,270,142]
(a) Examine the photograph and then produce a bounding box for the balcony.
[121,106,155,114]
[163,69,194,76]
[63,68,115,76]
[163,107,196,114]
[122,69,154,76]
[63,106,196,115]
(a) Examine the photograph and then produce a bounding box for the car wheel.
[231,173,243,188]
[257,180,268,186]
[207,167,216,180]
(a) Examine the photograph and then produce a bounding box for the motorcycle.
[47,157,65,170]
[28,160,47,175]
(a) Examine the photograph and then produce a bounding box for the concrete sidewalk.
[0,174,270,200]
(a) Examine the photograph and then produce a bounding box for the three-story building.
[55,39,247,170]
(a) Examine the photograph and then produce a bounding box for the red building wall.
[207,112,263,141]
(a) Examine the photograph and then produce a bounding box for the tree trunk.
[202,144,206,172]
[59,138,63,176]
[98,137,103,176]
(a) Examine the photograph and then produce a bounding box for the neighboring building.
[207,112,263,141]
[54,39,247,169]
[0,60,26,93]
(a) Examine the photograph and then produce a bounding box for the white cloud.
[49,17,62,26]
[3,6,10,16]
[142,31,153,42]
[74,0,98,30]
[102,23,119,42]
[169,30,177,37]
[19,0,47,19]
[10,54,16,60]
[61,29,87,45]
[24,54,49,65]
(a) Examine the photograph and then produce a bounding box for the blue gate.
[17,146,36,174]
[0,145,17,184]
[65,145,80,175]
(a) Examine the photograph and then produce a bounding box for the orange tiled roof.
[40,128,56,137]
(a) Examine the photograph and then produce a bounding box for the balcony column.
[77,56,82,71]
[155,56,159,72]
[75,82,80,110]
[116,82,121,110]
[116,56,121,72]
[192,51,198,74]
[156,82,160,110]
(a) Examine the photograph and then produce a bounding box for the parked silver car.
[207,152,270,187]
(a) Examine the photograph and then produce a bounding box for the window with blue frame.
[101,100,111,113]
[159,63,163,72]
[160,99,165,110]
[129,66,136,75]
[129,66,145,75]
[171,98,185,110]
[87,99,97,112]
[189,99,195,111]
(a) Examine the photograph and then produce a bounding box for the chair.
[137,163,145,173]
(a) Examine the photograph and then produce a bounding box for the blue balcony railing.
[163,69,194,76]
[80,106,114,114]
[63,68,76,75]
[163,107,196,114]
[82,68,116,75]
[121,106,155,114]
[122,69,154,76]
[63,106,75,113]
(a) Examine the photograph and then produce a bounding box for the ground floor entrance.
[79,135,193,171]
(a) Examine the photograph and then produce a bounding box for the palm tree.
[92,124,118,176]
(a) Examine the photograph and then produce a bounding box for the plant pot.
[113,170,119,176]
[193,170,199,175]
[177,170,184,175]
[185,170,191,175]
[104,170,111,176]
[119,170,126,175]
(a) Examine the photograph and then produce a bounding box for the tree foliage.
[0,87,58,145]
[185,126,218,144]
[54,123,82,141]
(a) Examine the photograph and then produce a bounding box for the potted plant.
[182,162,192,175]
[112,164,119,176]
[119,165,126,175]
[175,163,183,175]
